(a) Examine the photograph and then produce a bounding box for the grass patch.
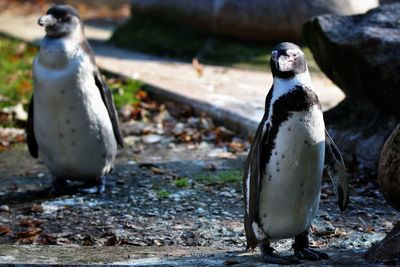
[194,170,242,185]
[110,14,320,72]
[157,189,171,199]
[106,75,143,109]
[0,35,142,113]
[175,177,189,188]
[0,34,37,109]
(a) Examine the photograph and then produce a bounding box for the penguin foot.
[260,239,301,265]
[79,177,105,194]
[294,247,328,261]
[262,254,301,265]
[293,229,328,261]
[49,177,68,195]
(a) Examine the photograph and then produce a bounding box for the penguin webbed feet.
[293,247,328,261]
[48,176,74,196]
[259,239,301,265]
[79,176,106,194]
[293,230,329,261]
[49,176,106,195]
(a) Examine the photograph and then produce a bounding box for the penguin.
[243,42,349,264]
[26,5,124,193]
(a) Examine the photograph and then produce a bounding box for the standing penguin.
[243,42,348,264]
[27,5,124,193]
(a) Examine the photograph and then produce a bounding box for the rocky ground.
[0,2,399,265]
[0,91,399,265]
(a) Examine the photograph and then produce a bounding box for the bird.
[243,42,348,264]
[26,5,124,193]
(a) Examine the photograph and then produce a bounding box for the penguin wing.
[243,118,269,250]
[94,69,124,148]
[26,96,38,158]
[243,86,273,250]
[324,129,349,211]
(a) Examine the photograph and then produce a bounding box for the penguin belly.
[258,106,325,240]
[33,52,117,181]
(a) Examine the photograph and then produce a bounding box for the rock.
[378,124,400,211]
[130,0,378,41]
[0,205,9,212]
[365,221,400,262]
[118,105,134,122]
[1,103,28,122]
[323,99,398,171]
[142,134,163,144]
[304,4,400,117]
[195,207,206,214]
[304,4,400,172]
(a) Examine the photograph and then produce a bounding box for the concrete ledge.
[0,14,344,138]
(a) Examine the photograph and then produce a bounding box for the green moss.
[108,77,143,109]
[194,170,242,185]
[0,34,143,114]
[0,34,37,109]
[157,189,171,198]
[110,14,320,72]
[175,177,189,188]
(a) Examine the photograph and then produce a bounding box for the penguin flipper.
[244,118,270,250]
[26,96,38,158]
[94,69,124,148]
[324,129,349,211]
[244,86,274,250]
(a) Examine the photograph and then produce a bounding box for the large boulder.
[304,3,400,117]
[364,124,400,262]
[130,0,378,41]
[365,222,400,262]
[304,4,400,172]
[378,124,400,211]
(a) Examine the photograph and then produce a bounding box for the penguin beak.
[38,15,57,27]
[277,55,294,72]
[275,49,300,72]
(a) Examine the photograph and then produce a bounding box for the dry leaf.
[17,227,41,238]
[0,226,11,235]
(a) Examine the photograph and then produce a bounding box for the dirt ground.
[0,107,399,265]
[0,2,399,265]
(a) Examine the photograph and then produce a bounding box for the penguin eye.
[271,50,279,61]
[56,13,70,22]
[287,49,300,58]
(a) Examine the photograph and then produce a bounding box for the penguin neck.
[271,71,314,102]
[267,71,314,122]
[38,28,85,69]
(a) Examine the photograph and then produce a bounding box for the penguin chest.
[32,54,117,180]
[258,106,325,239]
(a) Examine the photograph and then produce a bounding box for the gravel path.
[0,103,399,266]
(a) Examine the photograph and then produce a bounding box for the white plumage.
[33,32,117,181]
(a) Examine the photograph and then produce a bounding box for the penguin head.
[38,5,82,38]
[270,42,307,79]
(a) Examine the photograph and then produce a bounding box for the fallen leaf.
[192,58,204,77]
[19,219,43,228]
[0,226,11,235]
[30,204,44,213]
[151,167,168,175]
[17,227,41,238]
[105,234,120,246]
[38,234,58,245]
[214,126,235,143]
[82,235,95,246]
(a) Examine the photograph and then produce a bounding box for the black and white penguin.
[26,5,124,193]
[243,42,348,264]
